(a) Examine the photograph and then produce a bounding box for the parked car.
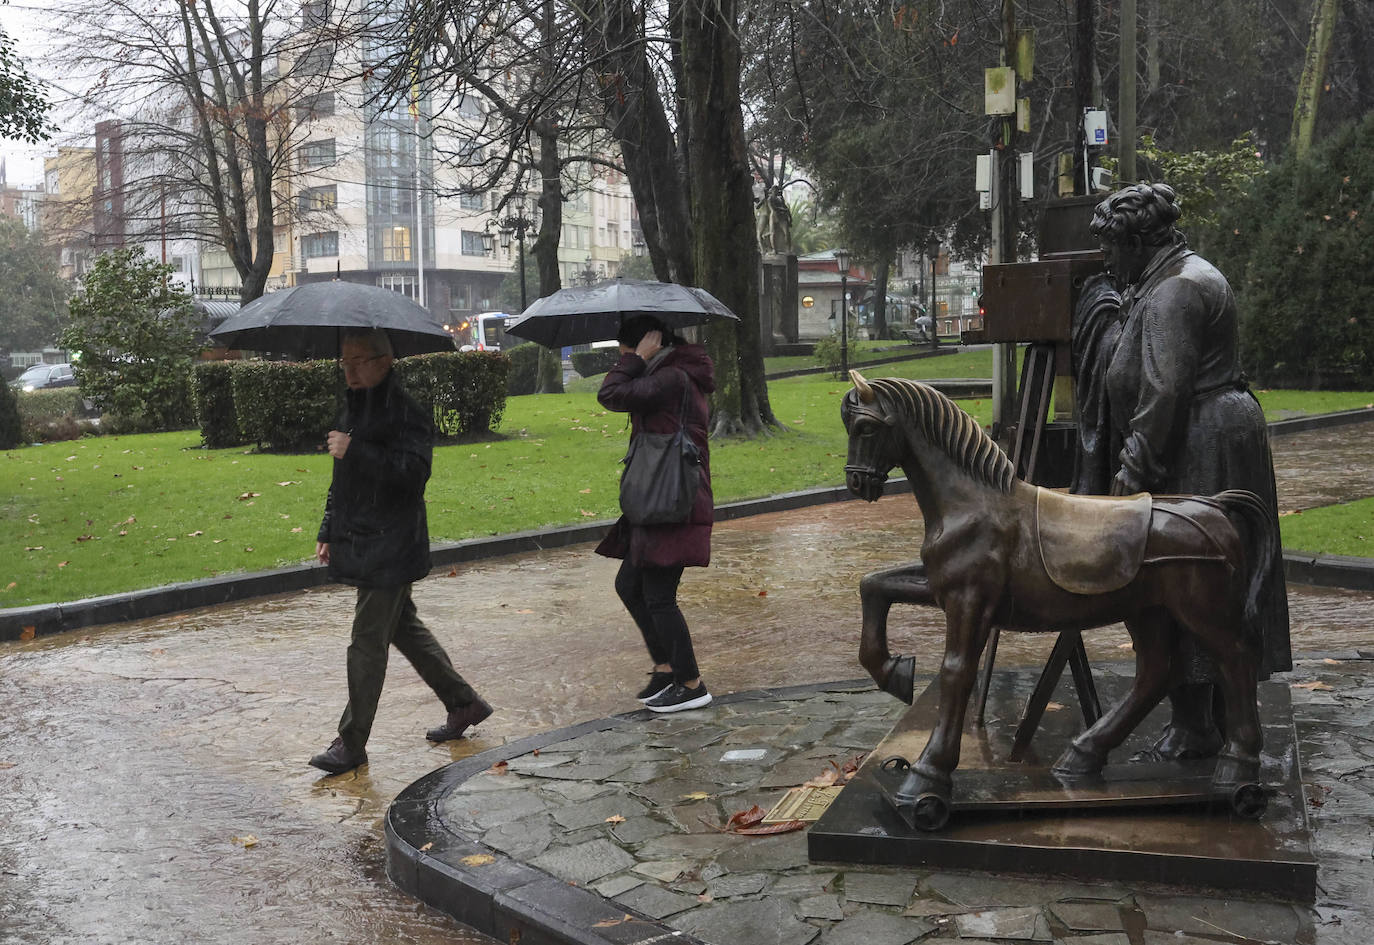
[11,362,77,391]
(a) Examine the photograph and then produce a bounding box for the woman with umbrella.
[596,316,717,713]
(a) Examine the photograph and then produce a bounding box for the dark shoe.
[426,697,493,742]
[309,737,367,775]
[636,671,675,703]
[645,682,712,713]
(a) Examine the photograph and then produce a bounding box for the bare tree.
[51,0,339,302]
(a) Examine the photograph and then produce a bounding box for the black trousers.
[614,560,699,684]
[337,584,477,753]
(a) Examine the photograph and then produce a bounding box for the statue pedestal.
[808,669,1316,901]
[759,253,799,354]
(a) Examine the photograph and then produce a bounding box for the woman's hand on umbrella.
[635,330,663,360]
[327,430,351,459]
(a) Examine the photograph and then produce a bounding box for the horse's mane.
[866,377,1016,493]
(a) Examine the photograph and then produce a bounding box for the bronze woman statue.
[1088,182,1291,761]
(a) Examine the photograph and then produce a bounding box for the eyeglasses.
[338,354,383,368]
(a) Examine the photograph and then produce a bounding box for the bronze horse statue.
[842,373,1274,829]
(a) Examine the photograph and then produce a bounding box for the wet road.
[0,426,1371,944]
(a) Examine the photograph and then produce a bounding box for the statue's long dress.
[1105,238,1292,677]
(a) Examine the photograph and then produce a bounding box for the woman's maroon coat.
[594,344,715,568]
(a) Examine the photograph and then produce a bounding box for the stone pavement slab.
[387,665,1374,945]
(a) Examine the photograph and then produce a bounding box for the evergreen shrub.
[396,350,509,437]
[15,388,95,443]
[505,342,541,395]
[232,360,337,452]
[570,348,619,378]
[192,361,245,448]
[0,380,21,448]
[1214,113,1374,389]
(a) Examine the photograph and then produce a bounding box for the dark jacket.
[595,343,715,568]
[317,370,433,588]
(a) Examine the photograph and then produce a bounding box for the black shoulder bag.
[618,374,702,525]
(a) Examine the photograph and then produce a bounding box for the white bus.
[462,311,514,352]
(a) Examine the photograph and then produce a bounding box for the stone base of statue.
[808,668,1316,901]
[759,253,799,354]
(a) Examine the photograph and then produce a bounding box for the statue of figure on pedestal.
[756,185,792,256]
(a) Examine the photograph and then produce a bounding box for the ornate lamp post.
[926,236,940,349]
[833,247,851,378]
[492,195,538,313]
[580,256,598,286]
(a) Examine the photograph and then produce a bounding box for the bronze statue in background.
[1085,183,1291,762]
[842,373,1275,830]
[756,184,792,255]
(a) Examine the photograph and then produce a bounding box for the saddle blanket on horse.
[1035,489,1152,595]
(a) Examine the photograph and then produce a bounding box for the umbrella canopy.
[504,278,739,348]
[208,281,456,358]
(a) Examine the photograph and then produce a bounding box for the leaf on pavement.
[679,791,712,801]
[460,854,495,867]
[724,805,767,831]
[1292,681,1333,690]
[20,626,35,640]
[734,820,808,836]
[489,760,509,775]
[418,842,433,852]
[604,815,627,824]
[231,835,259,848]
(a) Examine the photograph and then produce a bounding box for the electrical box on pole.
[984,67,1017,115]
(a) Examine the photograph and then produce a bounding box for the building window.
[377,274,418,299]
[459,193,483,211]
[300,138,336,168]
[382,225,412,262]
[302,231,338,257]
[450,283,471,310]
[460,229,485,256]
[295,91,335,120]
[298,185,337,212]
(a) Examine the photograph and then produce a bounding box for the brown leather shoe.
[426,697,493,742]
[309,737,367,775]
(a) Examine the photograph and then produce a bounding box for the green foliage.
[812,327,859,378]
[0,27,53,144]
[1103,134,1265,254]
[505,342,541,395]
[1280,496,1374,558]
[786,198,840,256]
[61,248,200,431]
[231,360,338,452]
[395,351,509,438]
[571,348,619,378]
[0,215,69,355]
[15,388,95,443]
[615,253,657,281]
[0,379,21,448]
[191,361,245,449]
[1213,113,1374,389]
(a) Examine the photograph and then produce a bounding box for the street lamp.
[580,256,598,285]
[925,236,940,349]
[833,247,851,378]
[492,195,539,313]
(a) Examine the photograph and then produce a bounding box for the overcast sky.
[2,0,71,186]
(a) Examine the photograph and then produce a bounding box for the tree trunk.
[586,0,693,283]
[1291,0,1342,160]
[872,256,890,341]
[680,0,776,436]
[533,4,564,395]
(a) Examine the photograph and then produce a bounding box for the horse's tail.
[1213,489,1276,635]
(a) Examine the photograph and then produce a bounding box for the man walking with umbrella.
[309,327,492,775]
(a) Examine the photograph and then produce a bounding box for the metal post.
[839,271,849,378]
[929,246,938,348]
[517,227,527,313]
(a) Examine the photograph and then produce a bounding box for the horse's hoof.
[1052,743,1106,779]
[895,764,952,808]
[1211,753,1261,792]
[1228,782,1268,820]
[880,756,911,774]
[909,793,950,831]
[880,655,916,705]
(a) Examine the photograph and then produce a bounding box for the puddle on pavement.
[0,424,1370,944]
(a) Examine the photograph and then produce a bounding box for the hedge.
[231,359,339,452]
[192,361,245,448]
[203,352,509,452]
[15,388,97,443]
[570,348,619,378]
[505,342,541,395]
[396,350,509,437]
[0,380,21,448]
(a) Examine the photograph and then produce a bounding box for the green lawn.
[1278,497,1374,558]
[3,361,1371,607]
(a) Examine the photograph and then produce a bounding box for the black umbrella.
[504,278,739,348]
[208,281,456,358]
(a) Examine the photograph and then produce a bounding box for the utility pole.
[1118,0,1137,184]
[990,0,1019,430]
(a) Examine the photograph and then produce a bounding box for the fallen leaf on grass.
[237,492,260,501]
[276,481,299,487]
[291,527,302,533]
[57,561,68,568]
[579,509,596,517]
[24,546,43,551]
[459,854,494,867]
[579,488,592,494]
[75,534,95,542]
[3,582,15,591]
[187,530,203,537]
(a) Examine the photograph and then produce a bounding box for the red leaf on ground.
[724,805,767,831]
[734,820,808,836]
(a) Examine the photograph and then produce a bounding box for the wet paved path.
[0,426,1370,944]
